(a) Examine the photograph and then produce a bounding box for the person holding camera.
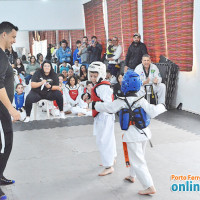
[24,60,65,122]
[78,36,90,68]
[87,35,102,64]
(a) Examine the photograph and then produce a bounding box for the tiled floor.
[1,109,200,200]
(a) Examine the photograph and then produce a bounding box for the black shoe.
[0,188,7,200]
[0,176,15,186]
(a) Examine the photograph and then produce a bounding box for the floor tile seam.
[154,118,200,135]
[149,139,200,147]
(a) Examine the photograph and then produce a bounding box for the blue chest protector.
[119,96,150,130]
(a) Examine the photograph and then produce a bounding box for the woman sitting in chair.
[24,61,65,122]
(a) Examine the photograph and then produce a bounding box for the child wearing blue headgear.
[95,70,166,195]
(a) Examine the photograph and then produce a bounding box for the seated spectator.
[58,74,65,90]
[53,74,65,116]
[59,61,71,73]
[37,53,44,66]
[74,80,93,117]
[80,65,88,81]
[61,69,68,84]
[68,68,75,78]
[106,39,114,58]
[76,75,84,93]
[22,55,29,65]
[63,76,82,114]
[134,54,166,104]
[72,60,81,76]
[14,83,25,110]
[113,73,124,99]
[87,36,102,64]
[82,81,92,96]
[27,53,32,62]
[105,69,117,86]
[107,36,122,77]
[56,39,72,65]
[24,55,40,85]
[14,83,26,121]
[81,81,92,102]
[72,96,92,117]
[52,57,58,73]
[73,40,82,64]
[14,58,25,84]
[24,61,65,122]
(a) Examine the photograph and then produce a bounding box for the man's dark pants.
[0,107,13,179]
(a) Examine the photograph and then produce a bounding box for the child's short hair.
[76,40,81,44]
[116,73,124,83]
[68,68,74,71]
[58,74,64,79]
[86,81,92,86]
[15,83,23,89]
[106,69,111,74]
[75,59,79,63]
[108,39,112,42]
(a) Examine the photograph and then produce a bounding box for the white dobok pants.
[94,114,117,167]
[127,141,154,189]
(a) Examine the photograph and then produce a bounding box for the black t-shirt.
[31,70,59,94]
[113,82,124,99]
[14,65,25,74]
[0,48,14,109]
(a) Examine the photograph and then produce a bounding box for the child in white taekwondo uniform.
[95,70,166,195]
[88,61,117,176]
[134,54,166,104]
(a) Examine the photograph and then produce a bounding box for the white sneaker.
[60,112,65,119]
[24,117,30,123]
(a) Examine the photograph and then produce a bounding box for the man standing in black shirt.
[87,36,102,64]
[0,21,20,200]
[124,33,148,72]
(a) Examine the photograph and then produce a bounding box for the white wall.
[0,0,85,31]
[12,31,30,55]
[173,0,200,114]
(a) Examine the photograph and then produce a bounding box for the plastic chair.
[33,100,56,120]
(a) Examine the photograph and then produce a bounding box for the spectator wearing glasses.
[107,37,122,77]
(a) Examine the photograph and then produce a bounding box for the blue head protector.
[121,71,141,95]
